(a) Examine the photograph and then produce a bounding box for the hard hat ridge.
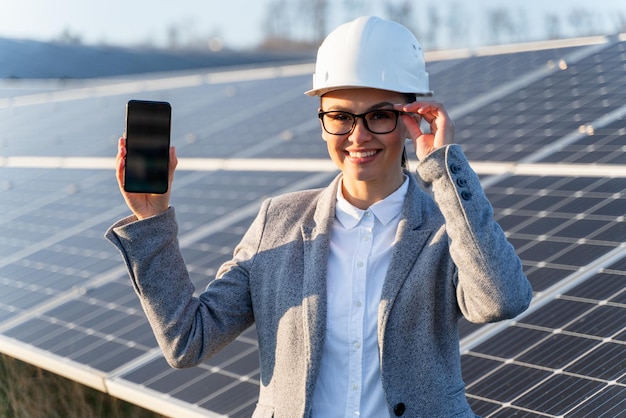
[305,16,432,97]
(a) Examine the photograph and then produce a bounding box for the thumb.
[401,113,424,141]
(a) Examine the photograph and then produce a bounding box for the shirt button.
[394,403,406,416]
[357,261,364,268]
[354,342,361,349]
[356,301,363,307]
[363,235,370,242]
[352,383,359,390]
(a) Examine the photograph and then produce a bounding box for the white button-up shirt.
[312,177,409,417]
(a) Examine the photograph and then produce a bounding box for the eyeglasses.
[318,109,404,135]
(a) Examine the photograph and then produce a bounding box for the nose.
[349,117,372,144]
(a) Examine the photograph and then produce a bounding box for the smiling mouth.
[348,150,378,158]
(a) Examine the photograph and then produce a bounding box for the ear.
[320,127,329,142]
[318,107,329,142]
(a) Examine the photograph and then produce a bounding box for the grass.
[0,354,167,418]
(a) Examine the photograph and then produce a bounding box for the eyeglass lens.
[320,110,399,135]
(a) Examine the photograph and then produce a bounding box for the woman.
[107,16,532,417]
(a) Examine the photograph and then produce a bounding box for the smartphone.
[124,100,171,194]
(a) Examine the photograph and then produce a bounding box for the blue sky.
[1,0,625,50]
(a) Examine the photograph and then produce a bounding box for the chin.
[343,166,379,182]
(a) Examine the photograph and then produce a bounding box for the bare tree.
[342,0,371,22]
[545,14,562,40]
[447,2,471,49]
[486,7,528,45]
[567,8,599,37]
[613,12,626,34]
[310,0,329,43]
[423,6,442,50]
[261,0,329,49]
[262,0,293,40]
[516,9,529,42]
[385,0,416,33]
[56,28,82,45]
[167,25,180,49]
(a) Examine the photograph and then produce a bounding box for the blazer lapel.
[379,174,433,341]
[301,174,339,406]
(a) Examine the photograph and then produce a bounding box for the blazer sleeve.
[417,145,533,323]
[105,206,258,368]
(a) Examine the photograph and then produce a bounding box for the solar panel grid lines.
[483,174,626,301]
[1,68,336,412]
[457,159,626,414]
[0,62,315,110]
[1,36,626,417]
[524,107,626,166]
[106,353,234,417]
[445,41,626,165]
[0,169,111,224]
[0,279,155,352]
[0,263,125,332]
[111,328,261,418]
[436,40,612,120]
[0,332,113,392]
[426,44,590,109]
[0,169,333,416]
[459,237,626,348]
[461,244,626,417]
[171,81,314,155]
[174,171,335,246]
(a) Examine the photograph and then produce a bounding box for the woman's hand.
[396,101,455,161]
[115,137,178,220]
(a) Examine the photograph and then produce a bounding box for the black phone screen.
[124,100,171,194]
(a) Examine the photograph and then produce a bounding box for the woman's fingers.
[114,136,176,220]
[396,101,455,159]
[116,137,126,188]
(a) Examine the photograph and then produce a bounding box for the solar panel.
[1,34,626,417]
[463,260,626,416]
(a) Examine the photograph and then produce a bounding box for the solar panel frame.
[1,36,626,417]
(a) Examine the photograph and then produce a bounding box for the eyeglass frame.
[317,109,410,135]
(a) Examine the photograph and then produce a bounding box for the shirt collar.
[335,176,409,229]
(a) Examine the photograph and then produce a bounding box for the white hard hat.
[305,16,432,97]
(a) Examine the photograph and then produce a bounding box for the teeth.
[349,150,377,158]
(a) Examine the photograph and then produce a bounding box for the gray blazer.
[106,145,532,417]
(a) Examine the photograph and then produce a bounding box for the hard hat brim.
[304,85,433,97]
